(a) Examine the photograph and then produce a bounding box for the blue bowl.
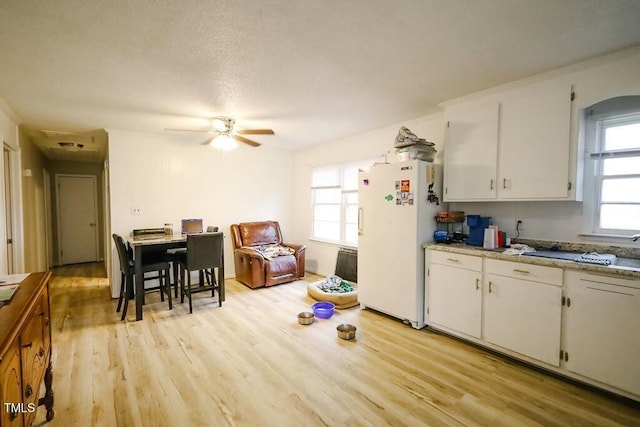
[312,301,335,319]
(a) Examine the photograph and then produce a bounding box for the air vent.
[40,130,94,144]
[58,142,84,152]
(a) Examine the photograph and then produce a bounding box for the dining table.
[126,232,225,321]
[126,233,185,320]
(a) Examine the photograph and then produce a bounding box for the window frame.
[310,157,382,246]
[589,112,640,235]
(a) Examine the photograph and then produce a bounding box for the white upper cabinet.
[498,80,573,199]
[443,102,499,201]
[443,78,576,201]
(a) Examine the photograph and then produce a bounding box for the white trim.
[309,237,357,249]
[0,97,21,125]
[578,233,640,245]
[43,168,53,269]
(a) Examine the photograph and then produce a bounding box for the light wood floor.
[33,263,640,427]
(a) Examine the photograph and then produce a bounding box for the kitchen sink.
[521,250,580,261]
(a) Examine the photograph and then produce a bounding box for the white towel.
[575,253,617,266]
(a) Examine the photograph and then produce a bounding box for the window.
[311,158,381,245]
[590,112,640,234]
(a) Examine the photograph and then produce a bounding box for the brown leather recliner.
[230,221,306,288]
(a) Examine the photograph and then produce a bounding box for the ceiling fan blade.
[200,137,215,145]
[236,129,275,135]
[232,134,261,147]
[165,128,215,134]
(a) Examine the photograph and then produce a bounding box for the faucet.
[631,234,640,242]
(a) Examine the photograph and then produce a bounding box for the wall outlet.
[130,207,142,215]
[516,219,523,230]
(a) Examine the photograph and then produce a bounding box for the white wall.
[292,113,445,276]
[107,130,295,296]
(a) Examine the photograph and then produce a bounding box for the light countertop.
[425,242,640,279]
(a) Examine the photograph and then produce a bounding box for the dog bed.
[307,280,359,309]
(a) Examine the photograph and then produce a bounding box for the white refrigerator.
[357,160,443,329]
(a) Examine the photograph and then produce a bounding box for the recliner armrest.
[282,243,306,255]
[236,247,266,260]
[282,243,306,278]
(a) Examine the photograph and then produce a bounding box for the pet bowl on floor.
[337,324,357,340]
[297,311,315,325]
[311,301,335,319]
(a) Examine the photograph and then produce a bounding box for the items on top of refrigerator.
[394,126,437,162]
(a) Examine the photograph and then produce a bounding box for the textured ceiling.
[1,0,640,154]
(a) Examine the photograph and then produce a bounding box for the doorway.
[55,174,99,265]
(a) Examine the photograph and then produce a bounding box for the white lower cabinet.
[426,248,640,400]
[484,272,562,366]
[428,262,482,338]
[563,271,640,396]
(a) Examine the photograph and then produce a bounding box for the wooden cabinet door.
[1,341,24,427]
[564,272,640,395]
[498,80,573,199]
[428,263,482,338]
[443,102,499,201]
[19,307,46,426]
[484,274,562,366]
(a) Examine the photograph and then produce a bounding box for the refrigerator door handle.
[358,207,363,235]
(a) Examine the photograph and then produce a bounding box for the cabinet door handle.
[475,278,480,290]
[513,269,530,274]
[39,348,45,357]
[488,281,493,293]
[26,384,33,397]
[23,341,32,348]
[9,410,18,421]
[490,179,494,190]
[446,258,460,263]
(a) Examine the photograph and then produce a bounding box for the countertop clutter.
[425,238,640,278]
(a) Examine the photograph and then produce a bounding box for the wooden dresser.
[0,272,54,426]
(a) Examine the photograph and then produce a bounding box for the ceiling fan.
[166,116,274,150]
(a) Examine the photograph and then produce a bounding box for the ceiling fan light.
[210,134,238,151]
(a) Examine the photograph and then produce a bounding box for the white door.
[56,175,98,265]
[484,274,562,366]
[564,272,640,396]
[358,162,420,323]
[428,263,482,338]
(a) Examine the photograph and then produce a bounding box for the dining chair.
[113,234,173,320]
[176,232,224,313]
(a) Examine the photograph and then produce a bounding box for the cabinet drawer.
[565,270,640,290]
[429,250,482,272]
[485,258,562,286]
